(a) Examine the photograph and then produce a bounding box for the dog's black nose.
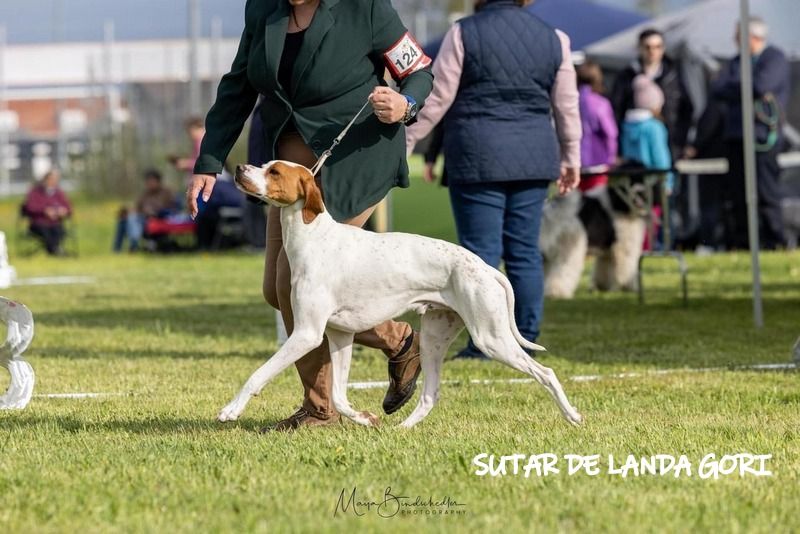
[236,164,246,173]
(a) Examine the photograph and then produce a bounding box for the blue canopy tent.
[424,0,647,58]
[527,0,648,51]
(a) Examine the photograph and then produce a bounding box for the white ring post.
[738,1,764,328]
[0,231,15,289]
[0,297,35,410]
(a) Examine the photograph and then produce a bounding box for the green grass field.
[1,174,799,533]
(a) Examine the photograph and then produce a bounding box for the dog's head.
[234,161,325,224]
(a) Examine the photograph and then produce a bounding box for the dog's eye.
[268,168,280,176]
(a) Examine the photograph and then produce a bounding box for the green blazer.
[194,0,434,220]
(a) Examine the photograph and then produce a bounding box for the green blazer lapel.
[264,1,290,93]
[291,0,340,97]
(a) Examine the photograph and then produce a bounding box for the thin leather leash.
[309,98,372,177]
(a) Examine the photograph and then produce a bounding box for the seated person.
[114,170,176,252]
[22,169,72,255]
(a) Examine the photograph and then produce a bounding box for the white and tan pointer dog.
[223,161,582,428]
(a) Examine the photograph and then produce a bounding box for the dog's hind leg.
[217,325,326,422]
[400,310,464,428]
[476,333,582,426]
[463,298,582,427]
[614,216,645,291]
[326,328,379,427]
[504,348,582,426]
[592,250,615,291]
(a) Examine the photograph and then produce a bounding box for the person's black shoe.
[382,332,421,415]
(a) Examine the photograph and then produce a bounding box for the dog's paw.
[567,409,583,427]
[357,411,381,427]
[217,397,247,422]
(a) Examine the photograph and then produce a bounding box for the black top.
[277,29,306,135]
[278,29,306,98]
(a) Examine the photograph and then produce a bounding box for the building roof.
[3,38,240,89]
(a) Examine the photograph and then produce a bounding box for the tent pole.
[738,0,763,328]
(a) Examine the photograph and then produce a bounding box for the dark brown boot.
[382,331,421,415]
[260,407,341,433]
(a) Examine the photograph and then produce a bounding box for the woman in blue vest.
[407,0,581,358]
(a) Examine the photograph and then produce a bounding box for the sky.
[0,0,247,44]
[0,0,703,45]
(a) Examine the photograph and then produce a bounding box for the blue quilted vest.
[443,0,562,184]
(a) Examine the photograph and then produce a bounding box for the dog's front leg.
[326,328,380,427]
[218,328,324,422]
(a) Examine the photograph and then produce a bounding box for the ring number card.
[383,32,432,80]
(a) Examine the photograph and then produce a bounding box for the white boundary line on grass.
[33,392,127,399]
[347,362,798,390]
[30,362,797,399]
[12,276,96,286]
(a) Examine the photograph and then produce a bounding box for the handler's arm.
[370,0,433,108]
[193,26,258,176]
[187,19,258,216]
[551,30,582,172]
[405,24,464,154]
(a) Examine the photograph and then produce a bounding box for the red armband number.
[382,32,432,80]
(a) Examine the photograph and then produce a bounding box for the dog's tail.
[491,271,547,353]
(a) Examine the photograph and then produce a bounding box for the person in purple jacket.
[576,60,618,192]
[21,169,72,255]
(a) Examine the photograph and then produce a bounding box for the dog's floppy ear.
[298,168,325,224]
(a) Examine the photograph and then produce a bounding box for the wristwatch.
[401,95,418,124]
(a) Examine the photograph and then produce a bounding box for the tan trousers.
[263,132,411,418]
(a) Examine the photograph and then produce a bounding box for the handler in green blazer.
[186,0,433,431]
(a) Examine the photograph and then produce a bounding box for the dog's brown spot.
[265,162,298,205]
[298,172,324,224]
[266,162,325,224]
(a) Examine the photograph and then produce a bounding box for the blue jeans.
[113,213,145,252]
[449,180,549,352]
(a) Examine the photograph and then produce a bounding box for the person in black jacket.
[684,98,728,249]
[611,28,694,159]
[711,16,791,250]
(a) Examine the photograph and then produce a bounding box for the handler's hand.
[186,173,216,219]
[370,86,407,124]
[556,166,580,196]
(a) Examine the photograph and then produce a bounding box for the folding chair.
[211,206,245,250]
[15,205,79,257]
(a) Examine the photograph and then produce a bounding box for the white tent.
[586,0,800,67]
